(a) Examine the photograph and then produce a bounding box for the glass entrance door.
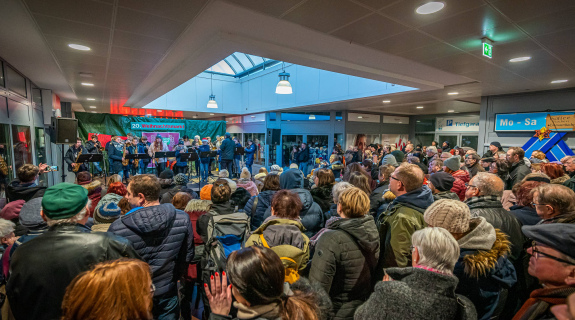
[436,134,479,151]
[437,134,458,150]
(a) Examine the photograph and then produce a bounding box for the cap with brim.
[522,223,575,260]
[42,183,89,220]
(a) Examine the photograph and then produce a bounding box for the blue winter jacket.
[219,137,235,160]
[234,142,242,160]
[174,145,188,167]
[108,204,194,297]
[244,190,277,231]
[198,144,211,164]
[245,144,257,166]
[263,169,324,237]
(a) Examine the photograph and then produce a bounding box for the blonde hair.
[107,174,122,187]
[395,163,424,192]
[338,187,369,218]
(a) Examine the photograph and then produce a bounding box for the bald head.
[472,172,504,197]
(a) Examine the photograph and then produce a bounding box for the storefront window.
[282,135,303,166]
[461,135,478,150]
[414,134,435,148]
[35,127,48,186]
[5,66,27,98]
[32,85,42,107]
[0,124,12,194]
[11,125,32,173]
[415,119,435,132]
[345,134,380,150]
[307,135,329,165]
[243,133,265,165]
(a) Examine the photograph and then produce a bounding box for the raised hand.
[204,271,232,316]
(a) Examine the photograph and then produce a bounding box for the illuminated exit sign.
[482,41,493,58]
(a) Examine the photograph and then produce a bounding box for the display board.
[495,111,575,132]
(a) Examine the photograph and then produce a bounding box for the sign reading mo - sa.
[131,122,185,131]
[495,112,575,132]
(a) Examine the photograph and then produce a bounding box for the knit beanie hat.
[240,168,251,180]
[0,200,25,221]
[200,184,213,200]
[424,199,470,234]
[76,171,92,185]
[159,169,174,180]
[444,156,461,172]
[490,141,502,149]
[42,183,89,220]
[94,202,122,224]
[254,172,267,180]
[429,172,455,192]
[391,150,405,163]
[381,154,398,167]
[270,164,283,173]
[427,146,437,154]
[19,197,47,230]
[174,173,188,185]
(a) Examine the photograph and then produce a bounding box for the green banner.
[76,112,226,140]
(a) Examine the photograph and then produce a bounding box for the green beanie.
[41,183,89,220]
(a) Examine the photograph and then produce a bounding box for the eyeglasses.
[530,241,575,265]
[390,176,400,182]
[466,184,478,190]
[531,202,547,207]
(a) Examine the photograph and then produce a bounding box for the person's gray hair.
[0,219,15,238]
[45,199,91,227]
[407,156,420,164]
[472,172,504,197]
[411,227,460,275]
[219,169,229,178]
[332,182,353,204]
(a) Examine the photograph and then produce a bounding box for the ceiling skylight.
[206,52,281,78]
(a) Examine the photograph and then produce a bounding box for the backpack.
[257,233,307,284]
[201,211,250,281]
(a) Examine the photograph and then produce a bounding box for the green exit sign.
[483,42,493,58]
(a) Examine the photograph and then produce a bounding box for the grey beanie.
[444,156,461,171]
[381,154,399,167]
[19,197,47,230]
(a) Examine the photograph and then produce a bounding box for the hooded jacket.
[5,179,46,203]
[7,223,140,320]
[369,181,389,217]
[184,199,212,281]
[264,169,323,237]
[158,178,175,200]
[433,190,460,201]
[245,217,310,271]
[448,171,468,201]
[355,267,477,320]
[310,215,380,320]
[466,196,524,262]
[244,190,277,231]
[551,174,570,185]
[108,204,194,297]
[377,186,434,270]
[454,217,517,320]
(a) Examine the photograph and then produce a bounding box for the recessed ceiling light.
[551,79,568,84]
[448,110,455,113]
[416,120,421,123]
[87,98,95,101]
[251,116,255,118]
[382,100,391,103]
[81,82,94,86]
[210,113,214,115]
[417,106,424,109]
[448,92,459,95]
[89,106,96,109]
[358,116,363,119]
[416,2,445,14]
[68,44,91,51]
[193,115,198,119]
[79,72,94,78]
[399,122,403,123]
[91,111,97,113]
[509,56,531,62]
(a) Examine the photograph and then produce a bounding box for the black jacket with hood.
[369,181,389,217]
[309,215,380,320]
[244,190,277,231]
[310,184,334,214]
[6,180,46,203]
[264,169,324,237]
[108,203,194,297]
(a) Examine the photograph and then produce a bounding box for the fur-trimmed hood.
[461,226,513,279]
[551,174,570,185]
[184,199,212,213]
[81,180,102,194]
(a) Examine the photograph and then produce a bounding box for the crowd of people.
[0,137,575,320]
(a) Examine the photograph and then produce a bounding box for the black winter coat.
[467,196,524,262]
[297,148,310,163]
[244,190,277,231]
[369,181,389,217]
[7,224,140,320]
[5,179,46,203]
[355,267,477,320]
[65,145,89,172]
[509,205,541,226]
[310,216,380,320]
[219,138,235,160]
[106,142,124,173]
[108,204,194,297]
[310,184,334,213]
[505,161,531,190]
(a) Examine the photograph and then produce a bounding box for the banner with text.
[436,116,480,132]
[131,122,185,131]
[495,111,575,132]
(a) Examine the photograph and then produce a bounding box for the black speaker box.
[50,117,78,144]
[266,128,281,145]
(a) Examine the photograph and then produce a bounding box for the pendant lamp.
[275,62,293,94]
[207,73,218,108]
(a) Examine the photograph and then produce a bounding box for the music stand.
[154,151,176,165]
[76,153,104,180]
[180,152,199,180]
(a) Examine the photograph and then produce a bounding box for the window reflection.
[12,125,32,174]
[0,124,12,195]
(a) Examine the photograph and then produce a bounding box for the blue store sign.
[495,112,574,132]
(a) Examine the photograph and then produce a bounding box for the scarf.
[112,141,123,152]
[513,286,575,320]
[233,283,293,319]
[465,195,501,206]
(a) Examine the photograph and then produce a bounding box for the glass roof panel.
[225,57,243,73]
[247,55,264,65]
[205,52,280,77]
[208,60,235,75]
[235,54,254,70]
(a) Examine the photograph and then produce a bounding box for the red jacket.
[452,169,470,184]
[451,177,467,201]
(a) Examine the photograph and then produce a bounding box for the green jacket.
[377,203,427,270]
[245,218,310,271]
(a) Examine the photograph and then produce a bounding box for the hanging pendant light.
[207,73,218,108]
[275,62,293,94]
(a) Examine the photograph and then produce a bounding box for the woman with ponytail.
[204,246,320,320]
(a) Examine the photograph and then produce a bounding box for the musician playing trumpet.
[64,138,89,179]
